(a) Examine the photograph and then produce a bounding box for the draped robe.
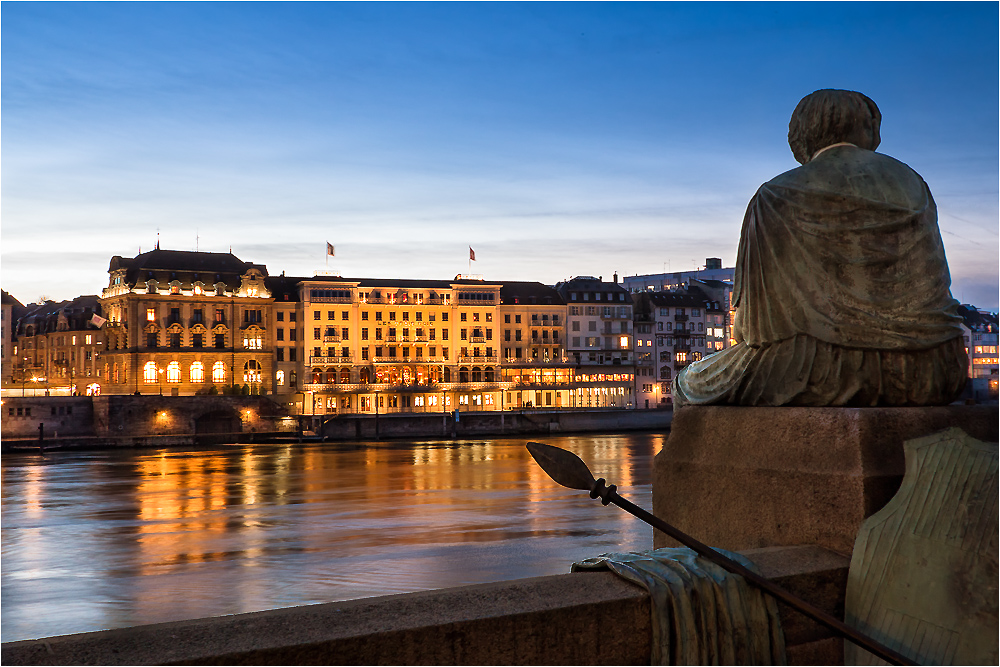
[674,145,967,407]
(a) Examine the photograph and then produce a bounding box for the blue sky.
[3,2,998,309]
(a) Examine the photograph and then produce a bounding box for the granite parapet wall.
[653,405,999,555]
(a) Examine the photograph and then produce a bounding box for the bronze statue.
[675,89,967,406]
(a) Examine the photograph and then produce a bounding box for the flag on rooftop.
[469,247,476,261]
[327,242,335,257]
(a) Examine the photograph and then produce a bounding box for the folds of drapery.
[732,146,963,352]
[573,547,786,665]
[674,335,967,407]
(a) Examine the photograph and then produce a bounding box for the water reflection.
[1,433,664,642]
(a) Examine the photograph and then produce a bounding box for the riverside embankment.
[1,394,672,450]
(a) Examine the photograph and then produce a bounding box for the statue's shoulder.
[764,147,928,207]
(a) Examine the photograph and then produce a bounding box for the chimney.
[613,272,618,284]
[598,276,602,282]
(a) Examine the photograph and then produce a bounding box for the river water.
[1,432,664,643]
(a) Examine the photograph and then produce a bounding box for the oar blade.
[526,442,596,491]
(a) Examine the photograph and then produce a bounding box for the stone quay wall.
[0,545,847,666]
[318,407,672,440]
[1,396,672,449]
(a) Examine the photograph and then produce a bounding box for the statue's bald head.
[788,89,882,164]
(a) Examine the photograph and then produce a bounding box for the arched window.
[143,361,158,384]
[312,368,321,383]
[485,367,494,382]
[444,367,451,382]
[340,368,351,384]
[86,383,101,396]
[113,363,119,384]
[166,361,181,383]
[276,370,285,386]
[471,367,482,382]
[326,368,337,384]
[212,361,226,383]
[459,367,469,383]
[244,360,261,383]
[359,367,371,384]
[190,362,205,383]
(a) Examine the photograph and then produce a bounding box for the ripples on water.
[1,433,664,642]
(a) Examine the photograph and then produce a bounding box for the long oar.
[526,441,917,667]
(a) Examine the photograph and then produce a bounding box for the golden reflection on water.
[2,433,663,643]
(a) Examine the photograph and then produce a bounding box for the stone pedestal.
[653,405,998,556]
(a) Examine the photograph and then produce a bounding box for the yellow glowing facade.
[281,277,506,414]
[99,250,274,396]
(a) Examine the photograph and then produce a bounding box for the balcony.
[323,335,341,343]
[470,335,486,343]
[385,335,398,342]
[310,295,353,304]
[674,314,689,322]
[309,355,353,365]
[457,356,499,364]
[373,356,446,364]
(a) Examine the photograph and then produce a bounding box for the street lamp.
[158,367,164,396]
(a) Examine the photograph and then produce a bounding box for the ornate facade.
[98,249,274,396]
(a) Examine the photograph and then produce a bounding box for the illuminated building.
[274,275,505,416]
[11,296,105,395]
[2,290,26,385]
[554,276,634,408]
[958,304,999,402]
[498,282,571,409]
[98,249,274,396]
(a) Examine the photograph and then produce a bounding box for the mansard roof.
[499,281,565,305]
[16,295,103,335]
[554,276,629,294]
[108,249,268,289]
[647,291,706,308]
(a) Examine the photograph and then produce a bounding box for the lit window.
[146,308,156,322]
[212,361,226,383]
[619,336,629,348]
[243,335,263,349]
[166,362,181,383]
[143,361,158,384]
[244,360,261,383]
[190,362,205,383]
[276,370,285,386]
[247,285,259,297]
[85,334,93,344]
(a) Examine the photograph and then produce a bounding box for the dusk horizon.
[3,2,998,309]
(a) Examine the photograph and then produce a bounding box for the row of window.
[503,330,560,342]
[140,360,262,384]
[143,332,262,350]
[568,305,632,316]
[570,320,630,333]
[502,313,561,324]
[568,292,628,302]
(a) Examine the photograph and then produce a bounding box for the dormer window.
[193,283,204,296]
[146,280,158,294]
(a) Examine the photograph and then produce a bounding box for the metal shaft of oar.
[524,442,918,667]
